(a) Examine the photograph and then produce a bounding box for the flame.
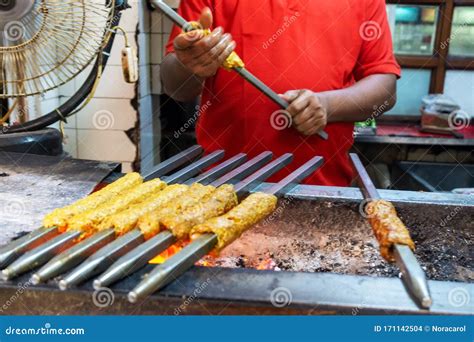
[148,241,188,264]
[148,241,277,270]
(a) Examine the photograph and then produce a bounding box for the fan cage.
[0,0,116,98]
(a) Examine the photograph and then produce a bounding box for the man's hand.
[280,90,329,136]
[173,7,236,79]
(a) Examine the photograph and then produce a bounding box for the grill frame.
[0,149,472,315]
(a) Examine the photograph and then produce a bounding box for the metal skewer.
[93,152,294,289]
[0,145,205,274]
[59,152,279,290]
[29,151,238,284]
[1,149,225,281]
[349,153,432,309]
[128,156,323,303]
[151,0,328,141]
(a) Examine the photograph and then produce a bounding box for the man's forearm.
[161,53,205,102]
[322,74,397,123]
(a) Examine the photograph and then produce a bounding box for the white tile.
[150,11,163,33]
[63,128,78,157]
[151,64,162,95]
[94,65,136,99]
[75,98,137,131]
[108,34,138,67]
[162,17,173,34]
[119,3,139,33]
[164,0,181,9]
[77,129,137,162]
[150,33,163,64]
[121,162,134,173]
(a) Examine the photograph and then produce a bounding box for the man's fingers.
[286,91,311,117]
[280,90,300,102]
[216,40,236,64]
[199,7,213,30]
[292,107,313,126]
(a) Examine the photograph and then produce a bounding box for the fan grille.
[0,0,116,98]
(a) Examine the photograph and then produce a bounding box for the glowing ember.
[148,242,187,264]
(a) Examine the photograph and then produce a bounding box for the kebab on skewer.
[128,156,323,303]
[91,153,293,290]
[29,152,247,284]
[57,153,284,289]
[0,145,205,270]
[2,150,227,281]
[364,200,415,262]
[349,153,431,309]
[43,172,143,231]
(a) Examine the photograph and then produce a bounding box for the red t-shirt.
[166,0,400,186]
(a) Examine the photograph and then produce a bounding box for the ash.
[208,199,473,282]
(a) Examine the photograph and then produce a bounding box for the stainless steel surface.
[210,151,273,187]
[234,153,293,195]
[355,134,474,147]
[0,226,59,269]
[128,234,218,303]
[267,156,323,195]
[151,1,328,141]
[191,153,247,184]
[31,229,115,284]
[394,244,433,308]
[128,155,323,302]
[349,153,380,200]
[143,145,202,181]
[59,230,145,290]
[349,153,432,309]
[1,231,80,280]
[94,231,175,290]
[162,150,224,184]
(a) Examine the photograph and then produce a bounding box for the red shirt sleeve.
[353,0,401,81]
[165,0,214,54]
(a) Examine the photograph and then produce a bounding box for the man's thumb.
[199,7,213,30]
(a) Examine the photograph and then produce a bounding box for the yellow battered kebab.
[365,200,415,262]
[137,183,216,240]
[66,178,167,238]
[42,172,143,231]
[191,192,277,251]
[161,184,238,239]
[99,184,189,236]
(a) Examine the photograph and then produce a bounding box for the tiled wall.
[57,3,143,173]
